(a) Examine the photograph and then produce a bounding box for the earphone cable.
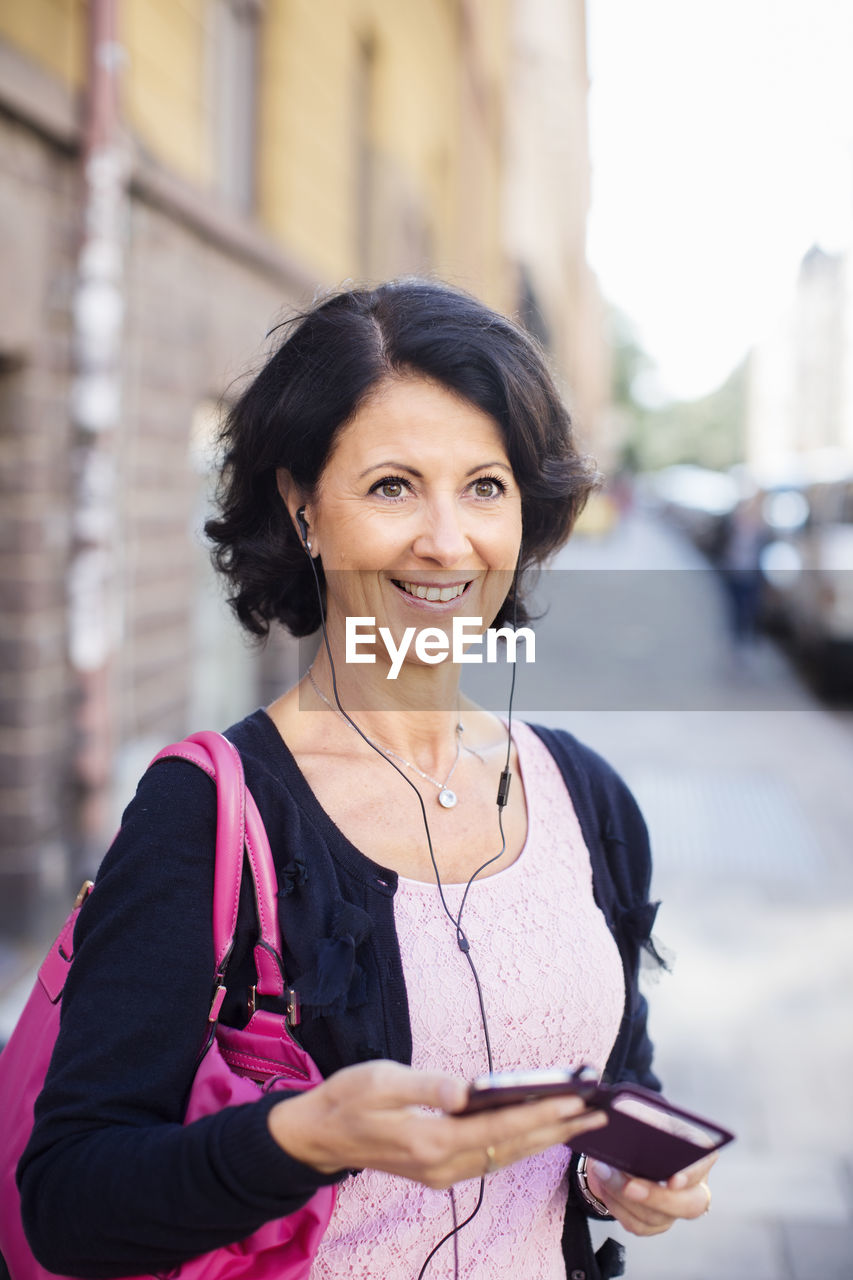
[302,546,522,1278]
[415,1181,485,1280]
[452,556,520,953]
[307,555,482,962]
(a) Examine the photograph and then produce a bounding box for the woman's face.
[301,375,523,667]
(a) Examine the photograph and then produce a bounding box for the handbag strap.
[148,732,287,1015]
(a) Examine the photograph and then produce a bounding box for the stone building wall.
[0,84,312,936]
[0,108,79,932]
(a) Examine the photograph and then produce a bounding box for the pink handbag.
[0,731,335,1280]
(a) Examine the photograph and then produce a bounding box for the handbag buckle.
[248,985,300,1026]
[74,880,94,910]
[209,983,227,1022]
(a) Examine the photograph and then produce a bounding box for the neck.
[307,645,464,772]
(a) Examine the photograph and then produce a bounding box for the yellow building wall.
[258,0,353,281]
[451,0,513,312]
[257,0,511,304]
[0,0,513,306]
[121,0,212,187]
[0,0,86,88]
[366,0,460,275]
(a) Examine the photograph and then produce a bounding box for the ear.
[276,469,315,554]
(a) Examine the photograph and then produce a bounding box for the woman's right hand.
[267,1060,608,1189]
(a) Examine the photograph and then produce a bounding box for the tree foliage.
[606,306,747,473]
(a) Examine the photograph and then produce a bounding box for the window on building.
[517,265,552,351]
[209,0,263,212]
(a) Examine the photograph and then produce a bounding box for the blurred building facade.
[0,0,604,938]
[748,245,853,472]
[503,0,606,439]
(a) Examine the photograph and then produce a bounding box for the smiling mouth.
[393,580,471,603]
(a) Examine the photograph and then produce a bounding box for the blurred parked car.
[757,456,853,694]
[644,464,739,559]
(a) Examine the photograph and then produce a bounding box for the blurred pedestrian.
[718,492,767,654]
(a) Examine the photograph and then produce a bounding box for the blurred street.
[543,510,853,1280]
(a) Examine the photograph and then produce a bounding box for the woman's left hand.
[585,1152,717,1236]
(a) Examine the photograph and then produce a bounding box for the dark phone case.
[461,1078,590,1113]
[569,1082,734,1182]
[462,1074,734,1181]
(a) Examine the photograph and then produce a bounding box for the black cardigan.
[19,712,661,1280]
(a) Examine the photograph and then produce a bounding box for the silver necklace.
[306,666,463,809]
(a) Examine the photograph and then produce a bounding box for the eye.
[472,475,508,499]
[370,476,408,500]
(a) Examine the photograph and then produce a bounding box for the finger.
[402,1069,469,1113]
[342,1060,469,1113]
[520,1106,609,1157]
[437,1105,607,1186]
[468,1106,607,1171]
[647,1177,713,1221]
[611,1203,674,1237]
[587,1165,676,1236]
[456,1092,598,1151]
[611,1170,714,1222]
[588,1151,717,1204]
[471,1109,608,1181]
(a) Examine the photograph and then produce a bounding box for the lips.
[393,580,471,603]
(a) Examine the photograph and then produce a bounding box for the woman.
[19,281,715,1280]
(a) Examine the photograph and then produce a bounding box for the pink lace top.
[309,721,625,1279]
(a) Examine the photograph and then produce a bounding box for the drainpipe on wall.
[68,0,127,874]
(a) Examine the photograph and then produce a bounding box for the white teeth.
[398,581,467,602]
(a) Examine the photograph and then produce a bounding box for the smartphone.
[460,1065,735,1182]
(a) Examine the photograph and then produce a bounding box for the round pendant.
[438,787,457,809]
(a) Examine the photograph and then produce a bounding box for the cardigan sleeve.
[581,743,663,1093]
[596,768,666,1090]
[533,727,662,1271]
[17,758,341,1280]
[526,725,663,1092]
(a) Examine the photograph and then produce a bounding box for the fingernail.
[592,1160,625,1191]
[670,1171,688,1189]
[439,1080,467,1111]
[624,1180,650,1201]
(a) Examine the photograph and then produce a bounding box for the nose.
[411,496,471,565]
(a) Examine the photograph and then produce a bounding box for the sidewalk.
[548,512,853,1280]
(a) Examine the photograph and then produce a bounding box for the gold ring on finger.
[484,1145,498,1176]
[699,1180,711,1215]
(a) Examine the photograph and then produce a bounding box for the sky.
[586,0,853,403]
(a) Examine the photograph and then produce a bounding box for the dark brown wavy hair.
[205,279,599,637]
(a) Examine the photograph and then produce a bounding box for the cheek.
[317,503,406,566]
[488,507,523,563]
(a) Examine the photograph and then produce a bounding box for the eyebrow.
[358,460,512,480]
